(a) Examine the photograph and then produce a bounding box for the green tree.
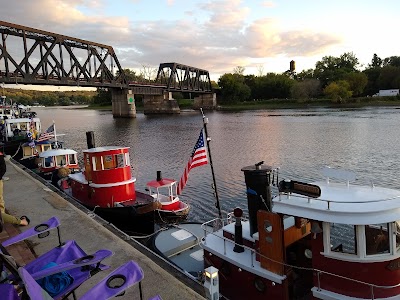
[218,73,251,103]
[378,66,400,89]
[296,69,315,81]
[369,53,382,68]
[116,68,141,82]
[92,88,111,106]
[314,52,359,87]
[344,72,368,96]
[382,56,400,67]
[291,79,321,100]
[323,80,352,102]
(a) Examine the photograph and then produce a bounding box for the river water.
[33,106,400,223]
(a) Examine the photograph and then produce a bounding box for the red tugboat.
[201,162,400,300]
[146,171,190,223]
[67,146,161,235]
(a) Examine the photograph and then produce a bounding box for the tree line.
[1,89,96,106]
[218,53,400,103]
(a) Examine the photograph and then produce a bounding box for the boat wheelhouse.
[146,171,190,222]
[66,146,157,235]
[0,117,41,159]
[38,148,79,179]
[201,163,400,300]
[19,140,53,169]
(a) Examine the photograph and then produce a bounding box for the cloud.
[261,1,275,8]
[0,0,342,80]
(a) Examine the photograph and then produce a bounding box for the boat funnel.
[86,131,95,149]
[157,171,162,181]
[241,161,273,237]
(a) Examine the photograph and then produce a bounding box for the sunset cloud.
[0,0,344,79]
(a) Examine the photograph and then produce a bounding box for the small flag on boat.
[177,129,209,195]
[37,123,55,142]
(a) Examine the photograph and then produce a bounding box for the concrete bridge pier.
[193,93,217,110]
[143,91,180,115]
[111,89,136,118]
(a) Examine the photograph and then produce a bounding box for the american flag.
[36,123,55,142]
[177,129,209,195]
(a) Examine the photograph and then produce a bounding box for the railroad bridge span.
[0,21,216,117]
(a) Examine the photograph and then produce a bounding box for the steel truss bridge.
[0,21,212,94]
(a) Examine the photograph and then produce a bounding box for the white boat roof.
[83,146,129,153]
[147,178,176,188]
[5,117,40,123]
[39,149,77,157]
[272,181,400,225]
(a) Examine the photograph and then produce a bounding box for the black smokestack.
[157,171,162,181]
[241,161,273,237]
[86,131,95,149]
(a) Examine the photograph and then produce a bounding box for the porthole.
[254,277,266,293]
[264,220,272,233]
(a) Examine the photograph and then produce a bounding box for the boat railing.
[314,268,400,299]
[277,191,400,210]
[201,213,249,236]
[201,222,400,297]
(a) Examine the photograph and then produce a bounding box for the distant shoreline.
[85,97,400,112]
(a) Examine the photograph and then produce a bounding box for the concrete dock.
[2,159,206,300]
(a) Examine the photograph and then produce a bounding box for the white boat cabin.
[146,177,179,204]
[1,117,41,141]
[38,149,78,170]
[273,167,400,262]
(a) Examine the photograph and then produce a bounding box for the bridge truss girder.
[0,21,127,88]
[155,62,212,93]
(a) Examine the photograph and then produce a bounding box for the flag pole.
[53,120,58,148]
[200,108,222,219]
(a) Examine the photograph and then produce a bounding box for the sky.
[1,0,400,84]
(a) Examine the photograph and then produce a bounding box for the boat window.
[396,221,400,250]
[56,156,66,166]
[125,153,130,166]
[103,155,115,170]
[23,147,32,156]
[44,157,53,167]
[330,223,357,255]
[69,154,76,164]
[116,154,125,168]
[365,223,390,255]
[43,144,52,151]
[93,156,102,171]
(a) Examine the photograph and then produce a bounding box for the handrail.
[201,217,400,299]
[277,191,400,210]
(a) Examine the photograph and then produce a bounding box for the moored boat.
[64,145,161,235]
[148,222,210,280]
[0,117,41,159]
[19,140,52,169]
[36,148,80,180]
[147,171,190,223]
[199,162,400,300]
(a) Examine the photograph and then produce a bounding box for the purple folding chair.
[19,260,145,300]
[0,217,113,300]
[0,284,21,300]
[80,260,144,300]
[2,216,62,248]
